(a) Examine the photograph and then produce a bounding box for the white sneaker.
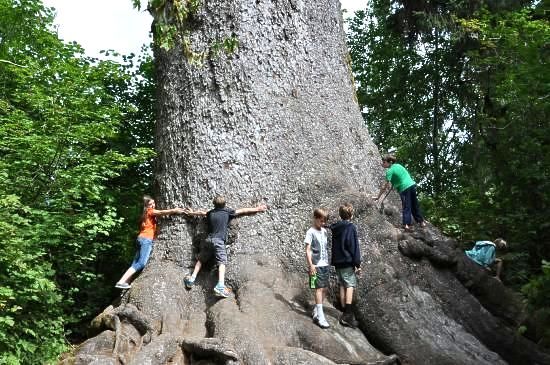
[314,316,330,329]
[115,282,131,289]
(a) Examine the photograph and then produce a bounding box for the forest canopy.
[348,0,549,345]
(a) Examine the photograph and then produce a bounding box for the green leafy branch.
[132,0,239,66]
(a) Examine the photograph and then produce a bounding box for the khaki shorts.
[336,267,357,288]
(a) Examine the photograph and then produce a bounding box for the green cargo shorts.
[336,266,357,288]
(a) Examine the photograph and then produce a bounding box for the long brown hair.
[138,195,155,231]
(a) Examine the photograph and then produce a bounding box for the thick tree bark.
[61,1,550,364]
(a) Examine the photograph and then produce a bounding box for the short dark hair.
[339,203,354,220]
[382,154,397,163]
[313,208,328,220]
[494,238,507,249]
[213,195,226,208]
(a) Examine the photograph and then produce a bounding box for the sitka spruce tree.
[61,1,550,364]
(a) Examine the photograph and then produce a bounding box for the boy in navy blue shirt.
[330,203,361,327]
[184,196,267,297]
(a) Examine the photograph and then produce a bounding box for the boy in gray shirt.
[305,208,330,328]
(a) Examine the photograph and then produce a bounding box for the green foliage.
[135,0,205,60]
[348,0,549,344]
[210,35,240,57]
[522,261,550,346]
[347,4,475,196]
[449,6,550,289]
[0,195,66,363]
[523,261,550,316]
[132,0,239,65]
[0,0,155,362]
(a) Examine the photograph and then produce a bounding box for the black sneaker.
[339,312,358,328]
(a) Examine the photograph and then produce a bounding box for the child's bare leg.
[218,264,226,286]
[339,285,346,308]
[345,287,354,305]
[495,259,503,280]
[315,288,324,304]
[117,267,136,284]
[191,260,202,278]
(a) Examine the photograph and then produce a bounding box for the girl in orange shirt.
[115,195,185,289]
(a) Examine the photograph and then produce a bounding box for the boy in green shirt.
[373,155,426,230]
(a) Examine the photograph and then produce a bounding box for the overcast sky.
[41,0,367,59]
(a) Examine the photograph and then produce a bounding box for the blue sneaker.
[184,275,195,290]
[213,284,231,298]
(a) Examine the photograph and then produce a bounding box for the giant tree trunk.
[61,1,550,364]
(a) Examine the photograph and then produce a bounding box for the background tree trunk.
[61,1,550,364]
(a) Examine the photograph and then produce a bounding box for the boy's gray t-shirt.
[304,227,329,267]
[207,208,237,242]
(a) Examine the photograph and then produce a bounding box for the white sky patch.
[42,0,152,59]
[340,0,367,19]
[42,0,367,59]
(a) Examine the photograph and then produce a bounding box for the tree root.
[181,337,239,362]
[115,304,154,343]
[369,354,399,365]
[270,346,337,364]
[113,315,121,356]
[89,303,155,359]
[90,305,118,335]
[126,333,181,365]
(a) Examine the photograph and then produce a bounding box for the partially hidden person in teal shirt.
[373,155,426,230]
[465,238,507,280]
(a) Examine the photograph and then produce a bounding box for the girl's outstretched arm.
[183,208,208,217]
[151,207,186,216]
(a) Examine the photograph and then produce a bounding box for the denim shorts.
[310,265,330,289]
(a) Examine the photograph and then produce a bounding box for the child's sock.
[190,274,196,281]
[216,281,224,288]
[316,304,325,319]
[344,304,353,314]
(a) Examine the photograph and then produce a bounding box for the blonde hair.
[494,238,507,249]
[313,208,328,221]
[213,195,226,208]
[339,203,354,220]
